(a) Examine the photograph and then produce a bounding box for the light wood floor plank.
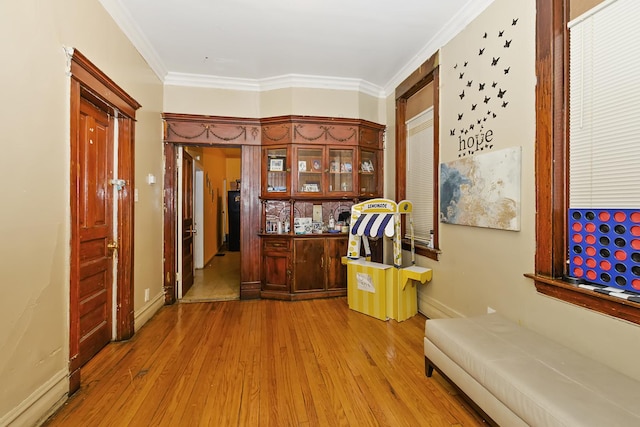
[44,298,485,427]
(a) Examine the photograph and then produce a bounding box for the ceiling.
[100,0,494,96]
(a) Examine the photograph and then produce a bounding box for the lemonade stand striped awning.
[350,213,395,238]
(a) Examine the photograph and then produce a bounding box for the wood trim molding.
[262,124,292,144]
[163,143,177,304]
[531,0,640,326]
[68,78,82,394]
[69,49,141,119]
[240,146,262,299]
[69,49,140,393]
[116,116,135,339]
[395,52,439,100]
[527,274,640,325]
[163,113,261,145]
[395,53,439,261]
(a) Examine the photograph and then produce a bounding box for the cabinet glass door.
[328,148,354,194]
[266,147,288,195]
[295,147,323,195]
[359,149,379,196]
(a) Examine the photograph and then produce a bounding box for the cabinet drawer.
[263,238,290,251]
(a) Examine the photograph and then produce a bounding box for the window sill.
[525,274,640,326]
[402,239,439,261]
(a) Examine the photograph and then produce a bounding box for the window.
[405,107,435,244]
[395,54,439,260]
[568,0,640,209]
[531,0,640,325]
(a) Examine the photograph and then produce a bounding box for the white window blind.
[405,107,434,242]
[569,0,640,208]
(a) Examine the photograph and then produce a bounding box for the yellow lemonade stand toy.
[343,198,432,321]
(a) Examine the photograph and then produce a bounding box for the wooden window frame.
[395,53,440,261]
[528,0,640,325]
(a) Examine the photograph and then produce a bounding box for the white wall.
[0,0,164,425]
[164,85,385,123]
[401,0,640,382]
[4,0,640,425]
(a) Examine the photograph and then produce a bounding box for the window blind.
[569,0,640,208]
[405,107,434,242]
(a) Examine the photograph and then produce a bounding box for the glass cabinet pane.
[296,147,323,194]
[266,148,288,194]
[328,148,354,193]
[359,149,378,195]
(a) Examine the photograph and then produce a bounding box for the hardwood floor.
[182,251,241,302]
[44,298,484,426]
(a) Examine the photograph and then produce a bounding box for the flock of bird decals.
[450,17,520,157]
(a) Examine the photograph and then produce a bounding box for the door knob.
[107,241,119,250]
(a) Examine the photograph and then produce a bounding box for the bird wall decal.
[448,14,521,158]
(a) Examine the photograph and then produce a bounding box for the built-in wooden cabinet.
[163,113,384,301]
[358,148,382,198]
[263,146,290,197]
[293,237,348,293]
[261,237,291,296]
[293,145,357,197]
[261,235,348,300]
[293,238,326,293]
[325,237,349,290]
[259,116,384,300]
[261,116,385,200]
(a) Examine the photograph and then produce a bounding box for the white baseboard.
[134,291,165,332]
[1,293,163,427]
[1,368,68,427]
[417,291,464,320]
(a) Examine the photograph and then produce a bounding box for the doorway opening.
[177,145,242,302]
[162,114,263,303]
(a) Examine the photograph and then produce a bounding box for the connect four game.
[569,209,640,296]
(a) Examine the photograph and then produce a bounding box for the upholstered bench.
[424,313,640,426]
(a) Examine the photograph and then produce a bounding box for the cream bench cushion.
[424,313,640,427]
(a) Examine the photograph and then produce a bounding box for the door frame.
[165,144,247,302]
[194,167,205,269]
[176,148,196,298]
[162,114,263,303]
[68,49,140,393]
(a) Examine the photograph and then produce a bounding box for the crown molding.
[164,72,261,91]
[100,0,494,99]
[383,0,496,97]
[98,0,168,80]
[164,72,386,98]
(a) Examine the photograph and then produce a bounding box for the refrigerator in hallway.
[227,190,240,251]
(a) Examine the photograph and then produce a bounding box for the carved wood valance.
[163,113,261,145]
[163,114,384,148]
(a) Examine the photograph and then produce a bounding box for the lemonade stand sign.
[344,198,432,321]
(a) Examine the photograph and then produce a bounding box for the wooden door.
[77,98,114,367]
[182,151,195,296]
[293,238,325,292]
[69,51,140,393]
[326,238,348,289]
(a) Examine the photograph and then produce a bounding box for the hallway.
[182,250,240,302]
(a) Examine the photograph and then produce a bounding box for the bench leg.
[425,357,434,377]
